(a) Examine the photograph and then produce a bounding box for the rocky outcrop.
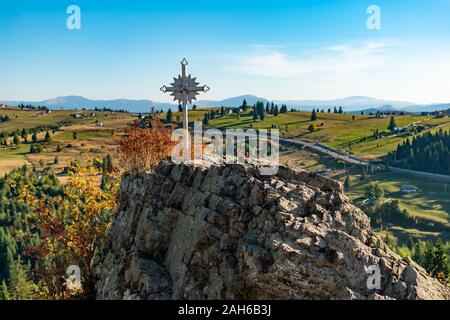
[92,162,450,300]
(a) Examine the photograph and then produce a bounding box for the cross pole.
[161,59,210,159]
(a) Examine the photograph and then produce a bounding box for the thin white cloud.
[229,42,391,80]
[218,39,450,103]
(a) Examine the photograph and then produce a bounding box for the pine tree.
[21,128,27,141]
[45,131,51,142]
[166,109,173,123]
[31,132,37,143]
[274,106,279,116]
[7,258,38,299]
[13,133,20,145]
[202,113,209,125]
[344,176,350,190]
[388,116,397,131]
[311,109,317,121]
[431,242,449,282]
[364,182,384,202]
[0,280,9,300]
[105,154,113,172]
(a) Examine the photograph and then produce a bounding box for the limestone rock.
[92,162,450,300]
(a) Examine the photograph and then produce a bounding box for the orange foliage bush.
[22,165,118,299]
[119,118,175,172]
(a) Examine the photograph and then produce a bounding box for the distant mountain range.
[1,95,449,114]
[0,96,174,113]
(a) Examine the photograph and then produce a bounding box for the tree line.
[388,129,450,174]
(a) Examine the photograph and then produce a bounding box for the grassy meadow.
[208,111,450,159]
[0,107,135,175]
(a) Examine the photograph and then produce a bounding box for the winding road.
[279,137,450,182]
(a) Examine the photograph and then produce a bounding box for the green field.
[0,107,134,131]
[0,107,136,175]
[207,111,450,159]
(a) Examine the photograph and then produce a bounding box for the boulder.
[92,162,450,300]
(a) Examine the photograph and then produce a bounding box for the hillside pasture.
[206,111,450,159]
[0,107,135,175]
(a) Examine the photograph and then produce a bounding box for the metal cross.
[161,59,209,128]
[161,59,209,158]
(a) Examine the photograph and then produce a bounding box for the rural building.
[401,185,418,193]
[224,107,240,114]
[375,111,386,118]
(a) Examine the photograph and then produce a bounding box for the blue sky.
[1,0,450,103]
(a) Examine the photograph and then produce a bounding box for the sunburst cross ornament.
[161,59,209,159]
[160,59,210,125]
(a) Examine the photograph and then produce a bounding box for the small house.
[224,107,240,115]
[375,111,386,119]
[401,185,418,193]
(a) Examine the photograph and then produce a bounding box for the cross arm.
[160,86,180,93]
[186,85,210,93]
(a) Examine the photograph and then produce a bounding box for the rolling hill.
[2,95,448,113]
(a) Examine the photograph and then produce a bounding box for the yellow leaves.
[25,162,119,299]
[63,166,117,261]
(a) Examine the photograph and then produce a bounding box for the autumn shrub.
[22,165,118,299]
[119,118,175,173]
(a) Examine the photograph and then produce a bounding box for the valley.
[1,105,449,248]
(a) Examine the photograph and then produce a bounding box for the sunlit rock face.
[92,162,450,300]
